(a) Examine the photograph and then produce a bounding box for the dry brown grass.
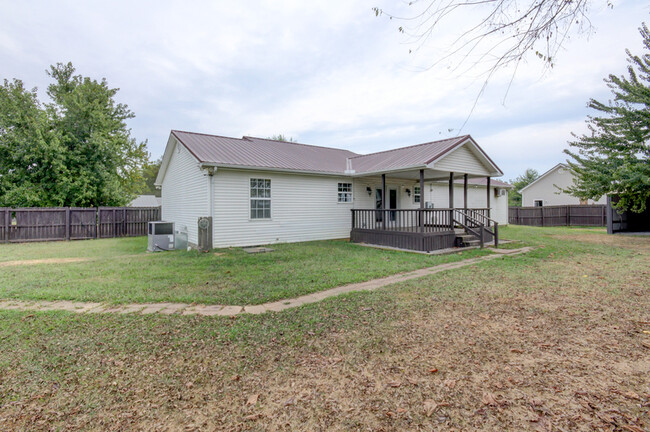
[0,229,648,431]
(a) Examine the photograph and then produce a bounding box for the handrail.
[453,208,499,248]
[465,208,499,227]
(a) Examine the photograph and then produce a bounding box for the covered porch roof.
[348,135,503,179]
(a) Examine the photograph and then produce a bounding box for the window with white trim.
[534,200,543,207]
[338,183,352,203]
[413,186,421,203]
[250,178,271,219]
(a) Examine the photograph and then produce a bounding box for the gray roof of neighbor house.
[129,195,162,207]
[171,131,358,174]
[159,130,503,183]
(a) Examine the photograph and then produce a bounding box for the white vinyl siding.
[434,144,492,176]
[521,166,606,206]
[353,178,509,225]
[212,169,353,247]
[161,141,207,246]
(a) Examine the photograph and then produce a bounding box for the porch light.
[405,188,411,197]
[366,186,372,196]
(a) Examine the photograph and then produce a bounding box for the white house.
[128,195,162,207]
[155,130,512,252]
[520,163,606,207]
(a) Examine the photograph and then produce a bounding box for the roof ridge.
[349,135,469,159]
[172,129,247,142]
[243,135,359,154]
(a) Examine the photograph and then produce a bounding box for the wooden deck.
[350,208,497,252]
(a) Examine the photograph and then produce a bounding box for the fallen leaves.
[423,399,449,417]
[246,394,259,406]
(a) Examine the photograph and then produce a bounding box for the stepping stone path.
[0,247,532,317]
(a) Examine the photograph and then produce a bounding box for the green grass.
[1,226,648,430]
[0,237,491,305]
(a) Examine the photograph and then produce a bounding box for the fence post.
[541,207,545,227]
[123,208,127,237]
[2,209,7,243]
[96,208,100,239]
[65,207,70,240]
[567,206,570,226]
[5,209,10,243]
[351,209,355,230]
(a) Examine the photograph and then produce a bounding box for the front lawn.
[0,226,648,431]
[0,237,490,305]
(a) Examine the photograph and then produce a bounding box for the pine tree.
[564,23,650,213]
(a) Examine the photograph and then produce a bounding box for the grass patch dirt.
[0,226,648,430]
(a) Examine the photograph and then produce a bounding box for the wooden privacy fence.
[508,205,606,227]
[0,207,160,243]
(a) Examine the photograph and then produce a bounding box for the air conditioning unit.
[197,216,212,252]
[148,221,175,252]
[494,188,507,197]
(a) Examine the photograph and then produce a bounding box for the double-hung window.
[413,186,421,203]
[338,183,352,203]
[250,178,271,219]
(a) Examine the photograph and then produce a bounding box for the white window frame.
[413,185,421,204]
[250,178,271,220]
[337,182,352,203]
[534,199,543,207]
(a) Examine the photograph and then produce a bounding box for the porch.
[346,135,505,252]
[350,207,498,252]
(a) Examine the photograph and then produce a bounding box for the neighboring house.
[155,130,511,251]
[520,163,606,207]
[128,195,162,207]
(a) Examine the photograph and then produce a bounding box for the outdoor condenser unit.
[148,221,175,252]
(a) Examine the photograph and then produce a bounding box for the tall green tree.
[138,157,162,197]
[0,62,148,207]
[565,24,650,213]
[508,168,539,207]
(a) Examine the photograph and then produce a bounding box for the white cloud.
[0,0,646,175]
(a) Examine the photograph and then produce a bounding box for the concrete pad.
[243,247,274,254]
[182,305,224,316]
[118,304,147,314]
[243,304,267,314]
[139,303,169,314]
[215,306,243,316]
[86,305,109,314]
[158,303,188,315]
[260,301,287,312]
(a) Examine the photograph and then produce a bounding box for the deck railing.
[351,208,454,233]
[452,208,499,248]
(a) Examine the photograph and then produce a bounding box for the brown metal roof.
[170,130,501,176]
[171,130,358,174]
[348,136,469,173]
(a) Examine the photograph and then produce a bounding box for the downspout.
[204,166,216,249]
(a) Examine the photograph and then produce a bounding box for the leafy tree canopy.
[508,168,539,207]
[565,24,650,213]
[0,62,149,207]
[267,134,296,142]
[138,157,162,197]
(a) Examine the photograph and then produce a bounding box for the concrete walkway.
[0,247,532,317]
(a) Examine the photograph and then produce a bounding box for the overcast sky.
[2,0,648,181]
